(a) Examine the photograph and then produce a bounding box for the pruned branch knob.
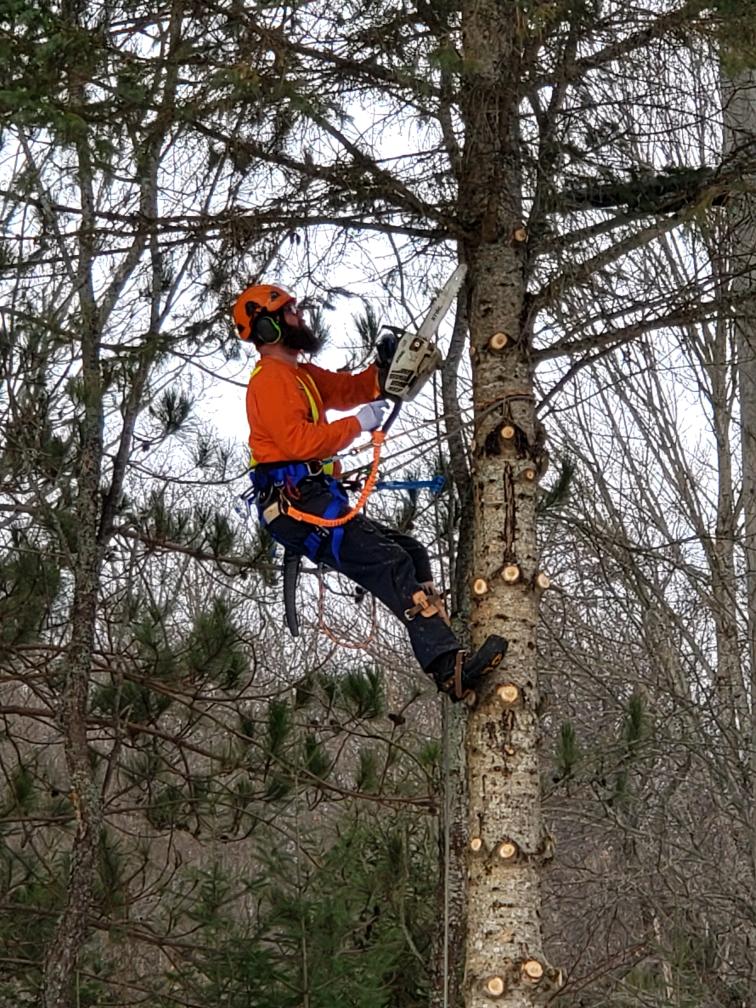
[484,975,506,998]
[522,959,544,983]
[502,564,521,583]
[498,839,520,861]
[496,683,520,705]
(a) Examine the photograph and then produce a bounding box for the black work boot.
[427,635,508,703]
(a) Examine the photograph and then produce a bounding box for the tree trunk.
[432,705,469,1008]
[459,3,559,1005]
[722,65,756,1006]
[431,295,475,1008]
[42,30,105,1000]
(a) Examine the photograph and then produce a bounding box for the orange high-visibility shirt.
[246,356,380,464]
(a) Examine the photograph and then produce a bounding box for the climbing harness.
[252,460,350,565]
[282,428,386,529]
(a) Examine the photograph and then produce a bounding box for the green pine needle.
[340,668,384,719]
[354,302,382,349]
[623,691,648,748]
[265,700,292,759]
[355,749,378,793]
[555,721,580,779]
[264,773,292,802]
[7,765,36,814]
[302,734,330,780]
[149,388,194,436]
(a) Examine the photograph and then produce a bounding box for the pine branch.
[558,165,724,214]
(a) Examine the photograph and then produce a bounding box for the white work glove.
[356,399,389,432]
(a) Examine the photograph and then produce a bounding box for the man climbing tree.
[234,280,508,700]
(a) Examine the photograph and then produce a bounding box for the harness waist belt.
[249,459,338,502]
[253,457,320,475]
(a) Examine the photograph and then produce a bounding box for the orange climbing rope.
[317,571,378,650]
[284,430,386,527]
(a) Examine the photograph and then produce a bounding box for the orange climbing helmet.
[233,283,295,342]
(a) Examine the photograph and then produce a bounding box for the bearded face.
[280,302,323,355]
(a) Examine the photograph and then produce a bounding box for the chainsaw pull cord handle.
[283,401,401,529]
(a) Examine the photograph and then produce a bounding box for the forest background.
[2,0,756,1006]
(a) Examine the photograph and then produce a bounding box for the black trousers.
[264,477,460,670]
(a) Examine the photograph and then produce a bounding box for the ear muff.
[253,315,282,344]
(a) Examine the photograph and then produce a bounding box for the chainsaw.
[381,263,467,418]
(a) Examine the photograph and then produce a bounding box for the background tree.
[6,1,756,1006]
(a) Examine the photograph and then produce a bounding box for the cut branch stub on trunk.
[471,836,554,870]
[485,418,532,460]
[501,564,521,584]
[496,683,521,707]
[489,331,510,351]
[497,838,521,863]
[521,959,544,983]
[484,975,507,998]
[534,572,551,591]
[477,958,563,1002]
[519,462,538,482]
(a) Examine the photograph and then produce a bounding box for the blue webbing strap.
[375,476,446,494]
